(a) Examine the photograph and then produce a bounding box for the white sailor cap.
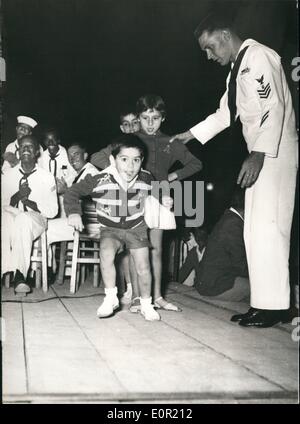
[17,116,38,128]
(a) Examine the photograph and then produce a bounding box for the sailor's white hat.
[17,116,38,128]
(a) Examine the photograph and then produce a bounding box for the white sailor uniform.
[2,140,44,172]
[39,145,77,180]
[47,162,100,246]
[1,165,58,277]
[190,39,298,310]
[40,144,77,217]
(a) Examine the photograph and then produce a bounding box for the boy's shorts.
[100,224,150,250]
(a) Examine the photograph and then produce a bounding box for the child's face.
[120,114,140,134]
[44,132,59,155]
[139,108,164,136]
[186,233,198,250]
[113,147,143,183]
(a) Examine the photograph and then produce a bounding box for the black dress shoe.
[231,307,258,322]
[239,309,291,328]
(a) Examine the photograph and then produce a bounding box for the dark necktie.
[15,144,20,159]
[49,153,59,177]
[72,167,86,184]
[18,168,37,211]
[228,46,249,127]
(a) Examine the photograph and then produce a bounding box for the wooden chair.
[55,200,101,293]
[3,231,48,292]
[69,230,101,293]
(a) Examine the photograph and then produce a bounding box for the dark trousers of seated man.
[195,209,249,301]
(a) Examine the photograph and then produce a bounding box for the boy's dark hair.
[230,187,245,211]
[110,134,146,158]
[119,108,137,123]
[194,10,236,40]
[193,227,208,248]
[136,94,166,119]
[68,142,87,153]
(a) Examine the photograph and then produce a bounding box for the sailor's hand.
[168,172,178,182]
[237,151,265,188]
[68,213,84,231]
[3,152,19,167]
[169,130,194,144]
[19,182,31,199]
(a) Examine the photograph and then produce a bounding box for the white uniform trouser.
[1,208,47,277]
[47,218,75,246]
[47,218,75,276]
[244,142,298,310]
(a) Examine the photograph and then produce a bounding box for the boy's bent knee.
[100,237,121,261]
[135,264,151,277]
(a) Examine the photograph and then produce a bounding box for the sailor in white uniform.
[2,116,43,172]
[39,129,77,217]
[1,135,58,293]
[172,12,298,327]
[40,129,76,180]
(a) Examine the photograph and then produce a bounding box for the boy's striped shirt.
[64,165,153,229]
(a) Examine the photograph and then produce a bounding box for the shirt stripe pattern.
[91,170,152,229]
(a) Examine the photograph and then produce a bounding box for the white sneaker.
[97,296,119,318]
[140,298,161,321]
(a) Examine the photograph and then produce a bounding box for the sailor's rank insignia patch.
[256,75,264,85]
[256,74,271,98]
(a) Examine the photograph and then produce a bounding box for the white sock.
[140,296,152,307]
[104,287,118,297]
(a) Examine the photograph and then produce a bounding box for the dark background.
[0,0,298,282]
[1,0,299,226]
[1,0,298,148]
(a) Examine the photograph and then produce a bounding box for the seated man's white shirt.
[39,144,77,180]
[1,165,58,276]
[40,144,77,218]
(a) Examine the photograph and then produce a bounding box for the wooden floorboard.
[1,282,298,403]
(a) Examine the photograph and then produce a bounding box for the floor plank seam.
[117,307,293,394]
[162,319,292,394]
[21,303,29,394]
[51,286,129,393]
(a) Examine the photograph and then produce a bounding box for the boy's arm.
[170,141,203,180]
[64,174,98,216]
[90,145,112,170]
